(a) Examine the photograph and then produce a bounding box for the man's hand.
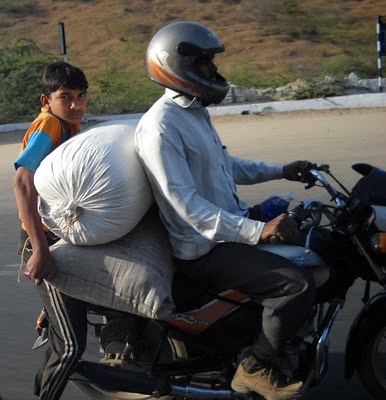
[27,250,57,285]
[260,213,298,242]
[283,160,308,182]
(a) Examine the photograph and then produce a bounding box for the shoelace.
[261,368,297,387]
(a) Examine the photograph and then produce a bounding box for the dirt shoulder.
[1,107,384,146]
[211,106,386,124]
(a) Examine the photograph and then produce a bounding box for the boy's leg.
[34,282,87,400]
[17,230,86,398]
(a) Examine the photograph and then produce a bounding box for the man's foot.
[253,341,301,379]
[99,316,136,366]
[99,339,125,366]
[231,356,303,400]
[100,350,124,366]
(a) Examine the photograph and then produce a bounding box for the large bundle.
[49,208,176,320]
[34,119,153,245]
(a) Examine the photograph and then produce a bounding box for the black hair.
[41,61,89,96]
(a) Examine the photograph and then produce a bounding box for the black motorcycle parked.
[34,162,386,400]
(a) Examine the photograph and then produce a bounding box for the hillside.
[1,0,385,83]
[0,0,385,123]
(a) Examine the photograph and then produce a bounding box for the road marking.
[0,271,18,276]
[2,264,19,268]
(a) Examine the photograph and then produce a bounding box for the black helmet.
[146,21,230,105]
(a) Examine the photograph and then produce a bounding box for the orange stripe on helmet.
[148,57,203,97]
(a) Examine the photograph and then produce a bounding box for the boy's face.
[40,86,88,129]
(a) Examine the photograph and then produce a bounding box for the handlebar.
[298,162,345,207]
[268,162,347,243]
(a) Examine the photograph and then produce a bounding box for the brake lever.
[304,181,316,190]
[319,164,330,172]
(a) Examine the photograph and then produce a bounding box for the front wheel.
[357,314,386,399]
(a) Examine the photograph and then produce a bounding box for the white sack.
[49,208,175,319]
[34,119,153,245]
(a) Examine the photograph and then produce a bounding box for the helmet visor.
[177,42,225,58]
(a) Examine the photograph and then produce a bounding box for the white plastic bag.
[34,119,153,245]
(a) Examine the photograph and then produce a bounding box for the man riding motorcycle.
[133,21,316,400]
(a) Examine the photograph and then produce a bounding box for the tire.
[72,324,188,400]
[357,314,386,400]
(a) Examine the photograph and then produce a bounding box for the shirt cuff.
[239,218,265,245]
[271,165,284,180]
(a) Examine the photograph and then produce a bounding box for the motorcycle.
[33,162,386,400]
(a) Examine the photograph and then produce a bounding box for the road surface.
[0,107,385,399]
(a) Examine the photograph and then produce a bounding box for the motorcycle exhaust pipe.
[73,361,243,399]
[73,361,159,394]
[170,384,236,399]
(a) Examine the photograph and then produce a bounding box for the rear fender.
[345,288,386,379]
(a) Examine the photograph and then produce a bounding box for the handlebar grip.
[286,203,306,228]
[268,204,304,243]
[269,236,279,244]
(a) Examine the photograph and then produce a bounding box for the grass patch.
[0,0,37,16]
[224,60,296,89]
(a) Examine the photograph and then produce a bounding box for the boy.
[13,61,89,399]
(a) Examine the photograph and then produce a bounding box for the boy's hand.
[27,251,57,285]
[260,213,298,242]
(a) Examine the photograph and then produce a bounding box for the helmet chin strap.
[171,92,186,100]
[171,91,210,107]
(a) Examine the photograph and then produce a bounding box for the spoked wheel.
[357,314,386,400]
[71,323,188,400]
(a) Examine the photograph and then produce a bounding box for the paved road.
[0,107,385,399]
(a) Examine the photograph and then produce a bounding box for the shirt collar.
[165,89,202,109]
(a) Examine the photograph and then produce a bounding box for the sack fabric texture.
[49,208,176,320]
[34,119,153,245]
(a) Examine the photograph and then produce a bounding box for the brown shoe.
[231,359,303,400]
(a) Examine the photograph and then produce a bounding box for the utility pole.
[58,22,67,62]
[376,16,386,93]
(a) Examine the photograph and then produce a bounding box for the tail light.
[371,233,386,254]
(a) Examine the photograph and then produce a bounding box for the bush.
[87,60,163,116]
[0,39,58,124]
[289,79,344,100]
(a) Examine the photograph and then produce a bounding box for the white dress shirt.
[135,89,283,260]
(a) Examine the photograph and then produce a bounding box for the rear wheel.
[357,315,386,399]
[72,324,188,400]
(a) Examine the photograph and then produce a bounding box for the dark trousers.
[176,242,316,355]
[19,229,88,399]
[33,283,87,399]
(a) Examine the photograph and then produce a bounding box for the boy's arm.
[13,166,56,284]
